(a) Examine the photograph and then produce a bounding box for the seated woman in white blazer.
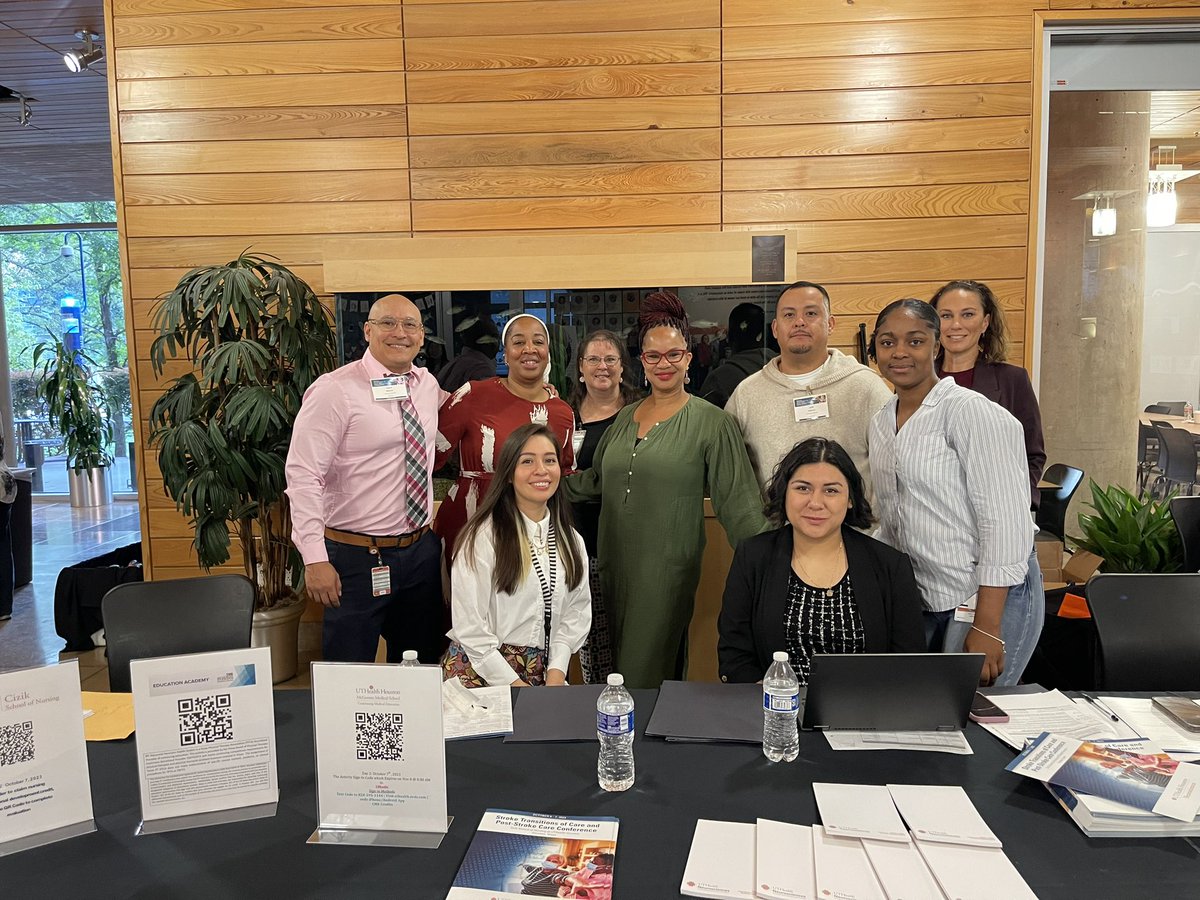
[443,423,592,687]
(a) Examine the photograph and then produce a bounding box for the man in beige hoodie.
[726,281,893,500]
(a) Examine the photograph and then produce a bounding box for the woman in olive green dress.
[566,292,767,688]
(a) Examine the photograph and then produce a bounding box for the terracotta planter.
[251,599,304,684]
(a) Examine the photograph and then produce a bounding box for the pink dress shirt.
[285,349,446,565]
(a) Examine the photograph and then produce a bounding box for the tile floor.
[0,499,329,691]
[0,500,141,689]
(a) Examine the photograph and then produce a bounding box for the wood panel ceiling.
[1149,90,1200,140]
[0,0,113,203]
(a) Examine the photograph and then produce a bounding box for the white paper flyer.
[311,661,447,837]
[130,646,277,831]
[0,660,94,855]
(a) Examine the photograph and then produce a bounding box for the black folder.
[644,681,763,744]
[504,684,607,742]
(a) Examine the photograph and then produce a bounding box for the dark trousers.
[0,501,12,617]
[322,530,444,664]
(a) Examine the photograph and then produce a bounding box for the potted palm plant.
[148,252,336,681]
[33,336,114,507]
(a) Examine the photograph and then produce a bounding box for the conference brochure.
[446,808,618,899]
[1007,733,1200,823]
[0,660,94,856]
[130,646,278,834]
[681,784,1034,900]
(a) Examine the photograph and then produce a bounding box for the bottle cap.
[607,673,624,686]
[773,651,789,662]
[402,650,418,661]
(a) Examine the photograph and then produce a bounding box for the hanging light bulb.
[1091,194,1116,237]
[1146,146,1198,230]
[1146,178,1177,228]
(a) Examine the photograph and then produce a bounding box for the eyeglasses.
[582,355,620,367]
[368,318,424,333]
[640,348,687,365]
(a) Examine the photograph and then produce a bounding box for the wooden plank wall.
[106,0,1196,579]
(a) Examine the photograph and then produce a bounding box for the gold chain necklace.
[791,542,845,598]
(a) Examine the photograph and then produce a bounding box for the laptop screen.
[800,653,983,731]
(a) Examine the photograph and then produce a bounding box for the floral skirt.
[441,641,546,687]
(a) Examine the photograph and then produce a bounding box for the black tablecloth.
[3,690,1198,898]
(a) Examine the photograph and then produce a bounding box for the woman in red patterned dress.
[434,313,575,556]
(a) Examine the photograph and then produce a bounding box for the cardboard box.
[1044,549,1104,592]
[1035,536,1064,577]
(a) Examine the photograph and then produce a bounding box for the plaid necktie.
[394,375,429,531]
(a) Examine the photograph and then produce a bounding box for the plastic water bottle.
[399,650,420,667]
[1185,402,1195,423]
[597,673,635,792]
[763,651,799,763]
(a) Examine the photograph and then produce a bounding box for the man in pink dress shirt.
[286,294,447,663]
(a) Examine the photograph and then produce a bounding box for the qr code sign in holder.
[0,659,96,858]
[129,647,278,837]
[309,661,450,849]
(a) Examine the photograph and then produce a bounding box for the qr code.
[0,721,34,767]
[178,694,233,746]
[355,711,404,761]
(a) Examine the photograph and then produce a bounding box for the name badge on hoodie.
[371,376,409,401]
[793,393,830,422]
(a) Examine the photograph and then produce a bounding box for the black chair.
[1137,422,1161,495]
[1086,573,1200,690]
[1171,496,1200,573]
[1035,463,1084,540]
[101,574,255,692]
[1153,424,1199,497]
[1144,404,1173,415]
[1156,401,1188,416]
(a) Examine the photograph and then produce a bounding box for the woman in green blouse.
[566,292,767,688]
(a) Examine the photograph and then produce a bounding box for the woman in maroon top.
[434,314,575,556]
[931,279,1046,508]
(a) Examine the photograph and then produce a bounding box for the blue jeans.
[994,545,1045,686]
[322,530,444,664]
[924,545,1044,686]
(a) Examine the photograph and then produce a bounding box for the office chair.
[1137,422,1161,495]
[1144,404,1173,415]
[1086,573,1200,690]
[102,574,256,692]
[1156,401,1188,416]
[1171,496,1200,574]
[1035,463,1084,540]
[1154,425,1199,497]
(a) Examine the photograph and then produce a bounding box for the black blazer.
[971,362,1046,507]
[717,525,926,684]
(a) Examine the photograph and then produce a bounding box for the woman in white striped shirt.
[867,299,1037,685]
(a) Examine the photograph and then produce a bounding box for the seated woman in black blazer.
[717,437,925,684]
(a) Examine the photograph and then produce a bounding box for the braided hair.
[638,290,689,347]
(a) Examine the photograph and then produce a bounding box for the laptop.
[800,653,983,732]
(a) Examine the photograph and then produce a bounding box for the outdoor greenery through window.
[0,202,130,494]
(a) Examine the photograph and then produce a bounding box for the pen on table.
[1079,692,1120,722]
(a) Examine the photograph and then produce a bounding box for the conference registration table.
[5,690,1199,898]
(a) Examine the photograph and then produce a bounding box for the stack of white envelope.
[680,784,1038,900]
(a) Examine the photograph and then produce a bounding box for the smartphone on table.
[1151,696,1200,732]
[969,692,1010,724]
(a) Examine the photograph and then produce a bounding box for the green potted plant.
[1074,480,1182,573]
[32,335,114,508]
[148,252,336,681]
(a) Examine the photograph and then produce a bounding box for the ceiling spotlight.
[63,31,104,73]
